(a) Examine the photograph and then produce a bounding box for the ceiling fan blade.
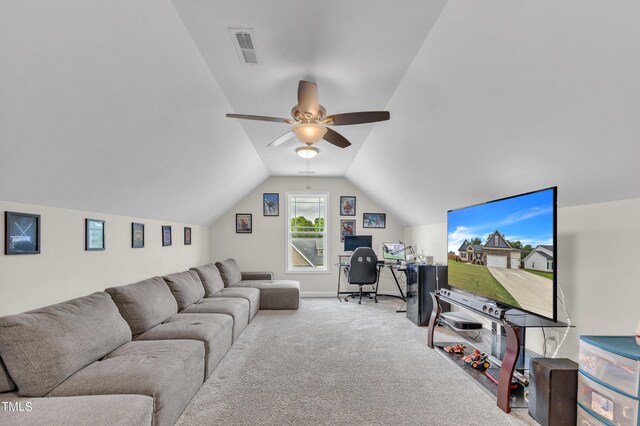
[267,131,295,147]
[323,128,351,148]
[297,80,319,116]
[226,113,294,124]
[324,111,390,126]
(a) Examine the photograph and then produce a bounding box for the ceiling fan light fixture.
[296,146,319,159]
[292,123,327,144]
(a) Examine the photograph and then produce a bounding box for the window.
[286,192,329,273]
[494,236,499,246]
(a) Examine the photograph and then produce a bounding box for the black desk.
[335,255,406,309]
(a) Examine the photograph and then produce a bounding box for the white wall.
[403,197,640,361]
[0,200,210,316]
[209,176,405,296]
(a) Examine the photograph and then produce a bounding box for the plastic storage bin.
[579,336,640,398]
[577,372,639,426]
[577,404,608,426]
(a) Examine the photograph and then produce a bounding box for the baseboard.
[301,291,403,298]
[301,292,337,298]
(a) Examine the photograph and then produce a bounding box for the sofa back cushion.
[215,258,242,287]
[0,292,131,396]
[105,277,177,337]
[163,270,205,311]
[190,263,225,296]
[0,357,15,392]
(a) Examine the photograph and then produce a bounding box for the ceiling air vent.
[229,28,259,65]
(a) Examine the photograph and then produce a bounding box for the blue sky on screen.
[447,189,554,253]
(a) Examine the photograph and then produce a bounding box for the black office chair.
[345,247,379,304]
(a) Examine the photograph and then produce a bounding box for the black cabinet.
[406,264,449,326]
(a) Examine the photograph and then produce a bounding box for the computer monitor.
[344,235,372,252]
[382,242,406,261]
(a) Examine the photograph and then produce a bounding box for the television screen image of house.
[447,189,555,319]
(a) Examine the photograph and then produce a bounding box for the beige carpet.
[176,298,537,425]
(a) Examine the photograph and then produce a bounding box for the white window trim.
[285,191,330,274]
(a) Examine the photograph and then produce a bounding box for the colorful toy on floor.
[462,349,491,371]
[444,343,466,354]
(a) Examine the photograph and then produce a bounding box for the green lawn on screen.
[447,259,520,307]
[523,269,553,280]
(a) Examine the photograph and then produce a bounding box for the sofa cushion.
[231,280,300,310]
[105,277,178,337]
[182,298,249,342]
[0,292,131,397]
[49,340,204,426]
[190,263,225,296]
[163,270,205,311]
[136,313,233,379]
[0,357,15,392]
[215,258,243,287]
[206,287,260,321]
[0,394,154,426]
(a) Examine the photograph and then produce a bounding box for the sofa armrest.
[241,271,273,281]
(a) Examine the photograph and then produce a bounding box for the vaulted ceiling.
[1,1,639,226]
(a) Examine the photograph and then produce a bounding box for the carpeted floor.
[176,298,537,425]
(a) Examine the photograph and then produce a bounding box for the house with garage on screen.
[459,231,521,269]
[482,230,521,269]
[523,245,554,272]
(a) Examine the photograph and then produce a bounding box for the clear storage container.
[577,404,609,426]
[577,372,639,426]
[579,337,640,398]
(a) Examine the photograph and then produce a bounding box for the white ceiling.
[171,0,447,176]
[1,0,639,226]
[348,0,640,225]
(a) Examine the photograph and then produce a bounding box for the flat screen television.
[382,242,405,261]
[447,187,557,321]
[344,235,372,252]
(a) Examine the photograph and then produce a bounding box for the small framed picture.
[4,211,40,255]
[236,214,252,233]
[184,227,191,245]
[85,218,105,251]
[162,225,172,246]
[363,213,386,229]
[132,222,145,248]
[340,219,356,242]
[340,196,356,216]
[263,193,279,216]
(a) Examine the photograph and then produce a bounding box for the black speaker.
[405,264,449,326]
[528,358,578,426]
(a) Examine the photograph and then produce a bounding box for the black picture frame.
[236,214,252,233]
[363,213,386,229]
[85,218,105,251]
[263,193,279,216]
[4,211,40,255]
[184,227,191,245]
[162,226,172,246]
[340,196,356,216]
[340,219,356,242]
[132,222,145,248]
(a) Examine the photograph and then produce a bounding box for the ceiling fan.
[226,80,390,157]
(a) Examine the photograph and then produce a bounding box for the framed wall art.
[340,196,356,216]
[236,214,252,233]
[4,211,40,255]
[162,225,172,246]
[340,219,356,242]
[85,218,105,251]
[132,222,144,248]
[363,213,386,229]
[184,227,191,245]
[263,193,279,216]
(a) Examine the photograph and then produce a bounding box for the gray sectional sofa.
[0,259,300,426]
